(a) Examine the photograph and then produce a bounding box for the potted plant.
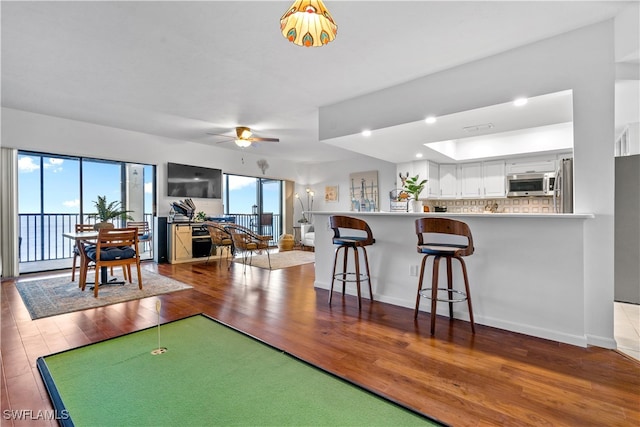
[403,175,427,212]
[87,195,134,229]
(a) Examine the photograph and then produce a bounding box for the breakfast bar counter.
[311,211,600,347]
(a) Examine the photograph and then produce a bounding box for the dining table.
[62,231,126,287]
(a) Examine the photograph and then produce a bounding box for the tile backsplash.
[425,197,554,214]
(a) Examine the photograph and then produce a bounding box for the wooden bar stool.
[329,215,375,309]
[414,217,475,335]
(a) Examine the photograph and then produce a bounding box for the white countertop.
[311,211,594,219]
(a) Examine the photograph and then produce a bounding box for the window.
[17,151,156,273]
[224,174,283,241]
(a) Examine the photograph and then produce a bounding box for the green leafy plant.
[402,175,427,200]
[195,211,207,222]
[87,195,134,223]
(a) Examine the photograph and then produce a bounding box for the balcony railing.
[220,214,282,245]
[18,213,282,271]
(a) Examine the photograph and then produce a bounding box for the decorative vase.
[412,200,423,213]
[278,234,295,252]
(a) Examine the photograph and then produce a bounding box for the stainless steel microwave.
[506,172,555,197]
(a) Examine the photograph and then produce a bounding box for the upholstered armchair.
[300,223,315,247]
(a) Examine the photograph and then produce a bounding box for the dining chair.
[71,223,97,282]
[127,221,152,252]
[78,227,142,297]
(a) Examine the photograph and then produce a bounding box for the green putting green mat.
[38,314,442,426]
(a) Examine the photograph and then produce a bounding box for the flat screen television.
[167,162,222,199]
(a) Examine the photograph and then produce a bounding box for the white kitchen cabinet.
[439,164,457,198]
[506,157,556,174]
[483,160,506,197]
[427,161,439,198]
[458,162,483,198]
[411,160,439,199]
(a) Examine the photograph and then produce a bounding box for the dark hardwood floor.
[2,260,639,426]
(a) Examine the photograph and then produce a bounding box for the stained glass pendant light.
[280,0,338,47]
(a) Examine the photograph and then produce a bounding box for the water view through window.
[18,151,154,272]
[225,175,281,216]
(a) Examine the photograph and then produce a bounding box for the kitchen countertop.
[311,211,594,219]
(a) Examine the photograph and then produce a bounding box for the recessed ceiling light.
[513,97,528,107]
[362,130,371,137]
[415,153,423,158]
[425,116,437,124]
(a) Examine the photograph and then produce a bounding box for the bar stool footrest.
[419,287,468,303]
[333,272,370,283]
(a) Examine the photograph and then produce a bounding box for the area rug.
[16,271,192,320]
[235,250,315,270]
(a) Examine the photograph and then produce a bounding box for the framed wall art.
[349,170,378,212]
[324,185,339,202]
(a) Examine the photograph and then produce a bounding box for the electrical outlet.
[409,265,419,276]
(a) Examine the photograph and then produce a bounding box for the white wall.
[2,108,299,217]
[615,2,639,63]
[319,21,617,347]
[294,156,397,223]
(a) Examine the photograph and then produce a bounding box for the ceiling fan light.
[236,126,252,139]
[234,139,252,148]
[280,0,337,47]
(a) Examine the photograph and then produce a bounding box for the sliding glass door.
[82,159,125,224]
[224,174,282,241]
[17,151,155,273]
[18,153,80,266]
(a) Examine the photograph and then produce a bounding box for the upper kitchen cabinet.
[505,157,557,174]
[483,160,506,197]
[427,161,439,198]
[458,161,505,198]
[439,164,458,198]
[398,160,439,199]
[412,160,439,198]
[458,162,482,198]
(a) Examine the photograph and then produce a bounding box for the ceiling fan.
[207,126,280,148]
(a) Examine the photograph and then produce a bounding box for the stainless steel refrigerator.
[553,158,574,213]
[615,154,640,304]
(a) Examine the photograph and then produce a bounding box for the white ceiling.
[321,90,575,163]
[1,1,636,164]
